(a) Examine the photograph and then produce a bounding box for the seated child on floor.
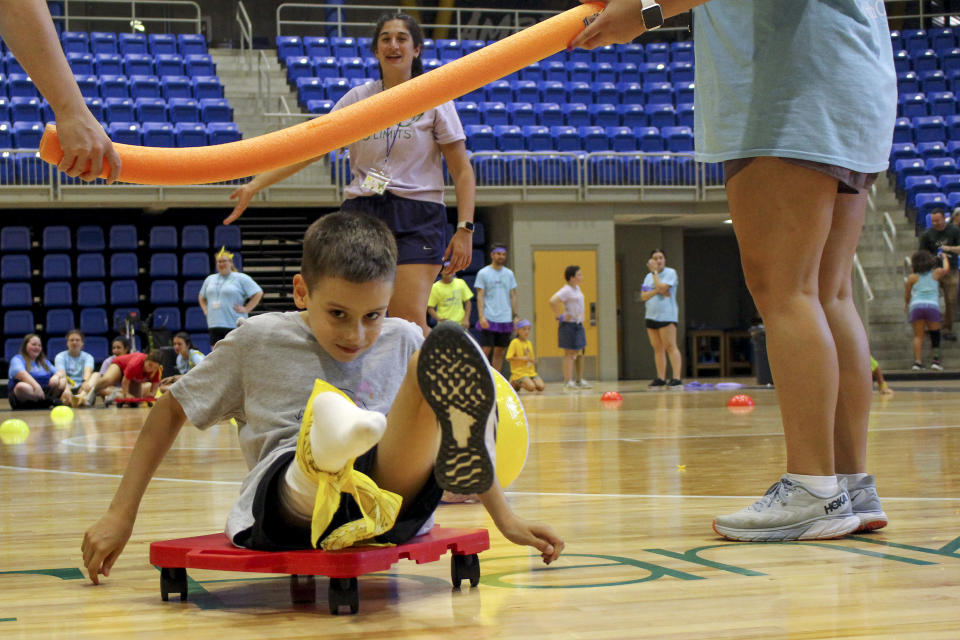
[506,320,545,393]
[81,212,563,583]
[91,350,163,402]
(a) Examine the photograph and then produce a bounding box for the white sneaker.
[930,361,943,371]
[712,476,860,542]
[911,362,923,371]
[576,379,593,389]
[843,474,888,533]
[564,381,579,392]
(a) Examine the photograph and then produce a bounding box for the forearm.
[247,158,316,192]
[510,291,518,317]
[198,296,207,315]
[476,292,485,318]
[463,300,472,320]
[550,299,565,318]
[245,291,264,313]
[0,0,84,117]
[478,478,515,530]
[451,168,476,226]
[106,394,186,519]
[427,307,439,320]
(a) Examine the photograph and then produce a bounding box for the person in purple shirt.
[7,333,68,409]
[224,12,477,334]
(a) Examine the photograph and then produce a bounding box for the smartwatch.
[641,0,664,31]
[457,220,475,232]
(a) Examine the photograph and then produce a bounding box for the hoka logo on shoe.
[824,494,848,514]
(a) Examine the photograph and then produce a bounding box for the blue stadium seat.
[1,254,30,281]
[903,28,930,53]
[3,52,26,75]
[918,141,948,159]
[0,122,11,148]
[897,71,920,95]
[464,124,495,151]
[199,98,232,123]
[926,156,957,177]
[184,306,206,332]
[614,62,641,84]
[619,43,644,65]
[109,225,138,251]
[90,32,118,55]
[916,192,949,217]
[914,115,947,142]
[42,226,71,251]
[437,39,462,61]
[76,225,105,252]
[177,34,208,56]
[99,76,129,100]
[75,76,100,99]
[3,309,34,335]
[664,126,695,152]
[131,75,162,100]
[893,117,914,143]
[616,82,644,105]
[894,158,926,189]
[939,173,960,194]
[85,336,109,362]
[942,49,960,75]
[168,97,200,123]
[920,70,948,93]
[67,52,94,75]
[174,122,206,147]
[890,142,918,163]
[522,125,552,151]
[1,226,30,252]
[276,36,304,60]
[40,99,55,123]
[79,308,108,335]
[931,27,956,51]
[297,77,324,105]
[507,102,535,127]
[183,279,204,304]
[534,102,563,127]
[2,282,32,308]
[61,31,89,54]
[668,61,694,83]
[182,253,209,278]
[11,96,41,121]
[42,254,71,280]
[150,280,180,304]
[677,103,695,128]
[303,36,329,58]
[670,41,694,63]
[675,82,696,105]
[161,76,193,99]
[286,56,313,82]
[83,97,105,122]
[192,76,223,100]
[648,104,677,129]
[123,53,154,76]
[562,103,590,127]
[76,281,106,308]
[148,33,178,56]
[332,37,358,58]
[636,126,665,152]
[76,254,105,280]
[43,282,72,308]
[905,175,940,203]
[644,81,674,105]
[47,337,67,358]
[16,153,50,185]
[0,99,9,123]
[152,306,181,332]
[540,80,565,104]
[479,101,508,126]
[930,91,957,117]
[900,93,927,118]
[579,126,608,152]
[108,122,141,145]
[455,101,480,125]
[593,62,617,84]
[640,62,669,84]
[471,154,509,186]
[571,81,598,104]
[135,96,166,121]
[550,126,579,152]
[155,53,185,77]
[340,57,365,79]
[184,54,216,77]
[484,80,512,104]
[142,122,175,147]
[518,62,541,82]
[320,78,350,103]
[150,253,178,278]
[213,225,242,251]
[110,280,139,306]
[181,225,209,250]
[7,74,37,99]
[207,122,241,145]
[118,33,148,55]
[949,140,960,159]
[110,252,139,278]
[45,309,74,335]
[608,126,637,152]
[589,103,619,128]
[911,49,939,74]
[892,50,911,75]
[312,56,339,80]
[494,125,523,152]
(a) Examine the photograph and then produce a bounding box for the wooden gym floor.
[1,379,958,639]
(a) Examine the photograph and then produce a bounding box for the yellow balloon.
[492,369,529,489]
[0,418,30,445]
[50,405,74,425]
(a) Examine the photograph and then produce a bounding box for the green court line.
[479,553,703,589]
[849,535,960,558]
[0,568,84,580]
[0,618,16,623]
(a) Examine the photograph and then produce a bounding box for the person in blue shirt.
[574,0,895,542]
[199,247,264,345]
[54,329,99,407]
[474,244,518,372]
[905,250,949,371]
[159,332,206,393]
[8,333,68,409]
[641,250,681,389]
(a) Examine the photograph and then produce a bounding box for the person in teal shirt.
[54,329,99,407]
[574,0,895,542]
[199,247,264,345]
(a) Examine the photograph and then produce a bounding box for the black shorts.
[558,321,586,351]
[479,329,512,348]
[7,383,60,410]
[233,446,443,551]
[341,193,447,265]
[645,319,676,330]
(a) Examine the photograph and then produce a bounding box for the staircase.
[859,174,960,372]
[237,209,313,314]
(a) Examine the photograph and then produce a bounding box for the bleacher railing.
[51,0,202,34]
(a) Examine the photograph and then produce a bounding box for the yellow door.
[533,250,598,359]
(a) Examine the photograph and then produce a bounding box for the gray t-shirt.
[170,310,424,542]
[171,310,424,470]
[334,80,466,205]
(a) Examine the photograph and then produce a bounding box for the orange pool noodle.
[39,3,604,185]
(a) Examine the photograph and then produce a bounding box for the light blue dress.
[693,0,897,172]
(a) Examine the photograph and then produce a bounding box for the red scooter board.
[149,526,490,614]
[113,396,156,407]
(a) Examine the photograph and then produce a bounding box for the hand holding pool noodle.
[38,3,604,186]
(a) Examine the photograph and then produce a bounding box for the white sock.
[280,392,387,520]
[785,473,839,497]
[837,472,868,485]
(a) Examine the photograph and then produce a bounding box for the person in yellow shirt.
[506,320,545,393]
[427,267,474,328]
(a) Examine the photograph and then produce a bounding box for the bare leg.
[389,263,441,334]
[658,325,682,380]
[12,381,44,403]
[647,328,666,380]
[491,346,506,372]
[912,321,925,363]
[562,350,576,383]
[520,377,536,392]
[727,158,838,476]
[534,376,546,392]
[92,364,122,394]
[819,190,871,475]
[574,352,584,381]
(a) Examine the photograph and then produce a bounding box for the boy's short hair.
[300,212,397,288]
[564,265,580,282]
[65,329,85,341]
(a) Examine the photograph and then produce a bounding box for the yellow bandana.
[215,246,234,260]
[295,379,402,550]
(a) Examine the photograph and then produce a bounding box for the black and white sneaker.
[648,378,666,389]
[417,321,496,495]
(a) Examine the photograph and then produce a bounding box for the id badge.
[211,301,221,310]
[361,167,391,195]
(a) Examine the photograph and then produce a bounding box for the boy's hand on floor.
[81,510,134,584]
[497,515,565,565]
